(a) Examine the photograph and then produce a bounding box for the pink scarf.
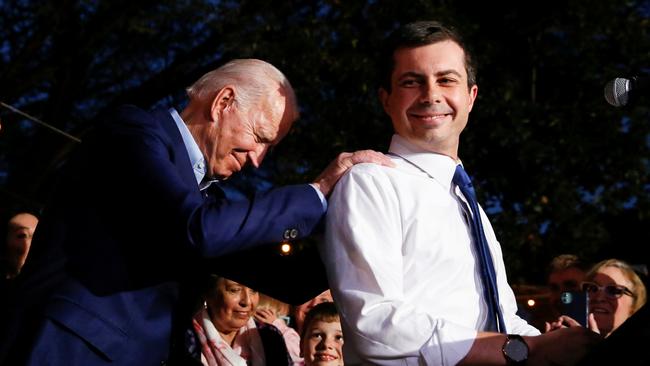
[192,308,266,366]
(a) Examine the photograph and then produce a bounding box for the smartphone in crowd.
[559,291,589,327]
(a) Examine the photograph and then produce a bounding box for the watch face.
[504,337,528,362]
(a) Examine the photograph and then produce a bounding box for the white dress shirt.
[321,134,539,366]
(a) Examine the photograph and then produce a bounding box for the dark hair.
[299,301,340,341]
[378,20,477,93]
[547,254,586,276]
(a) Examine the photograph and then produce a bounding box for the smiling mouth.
[408,110,453,123]
[592,307,610,314]
[315,353,338,361]
[412,113,450,119]
[233,311,250,318]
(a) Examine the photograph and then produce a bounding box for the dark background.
[1,0,650,286]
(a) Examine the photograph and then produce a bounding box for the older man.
[3,59,390,366]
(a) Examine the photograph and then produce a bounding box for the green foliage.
[1,0,649,283]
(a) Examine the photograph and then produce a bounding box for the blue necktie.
[453,164,506,333]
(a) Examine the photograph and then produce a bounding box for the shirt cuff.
[309,183,328,211]
[420,320,477,366]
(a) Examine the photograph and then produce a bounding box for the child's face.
[301,320,344,366]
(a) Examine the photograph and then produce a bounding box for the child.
[299,302,344,366]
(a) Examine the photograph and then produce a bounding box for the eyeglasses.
[581,282,634,299]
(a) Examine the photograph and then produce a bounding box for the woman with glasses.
[582,258,647,337]
[547,258,647,338]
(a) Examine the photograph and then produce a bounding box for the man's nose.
[248,145,269,168]
[420,83,441,104]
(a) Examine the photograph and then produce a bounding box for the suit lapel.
[152,108,201,191]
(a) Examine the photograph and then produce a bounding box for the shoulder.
[92,105,176,148]
[337,154,417,191]
[344,160,396,181]
[109,104,156,121]
[329,161,402,209]
[97,105,169,134]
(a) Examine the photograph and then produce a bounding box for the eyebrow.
[436,69,463,78]
[260,134,275,144]
[397,69,463,80]
[254,121,278,144]
[9,225,32,231]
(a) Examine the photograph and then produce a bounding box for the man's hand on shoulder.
[312,150,394,197]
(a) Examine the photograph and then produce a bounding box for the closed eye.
[438,77,457,84]
[399,78,421,87]
[309,332,324,339]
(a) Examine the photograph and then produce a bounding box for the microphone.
[604,76,650,107]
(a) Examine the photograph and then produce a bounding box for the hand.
[254,308,278,325]
[526,327,602,366]
[544,315,580,332]
[312,150,394,197]
[545,314,601,335]
[587,313,600,335]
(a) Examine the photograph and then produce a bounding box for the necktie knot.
[453,164,476,200]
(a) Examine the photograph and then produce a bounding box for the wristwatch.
[502,334,529,365]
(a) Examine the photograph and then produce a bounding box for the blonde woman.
[546,258,647,338]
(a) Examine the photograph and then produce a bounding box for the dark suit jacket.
[2,105,324,365]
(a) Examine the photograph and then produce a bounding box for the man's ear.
[209,86,236,121]
[467,84,478,113]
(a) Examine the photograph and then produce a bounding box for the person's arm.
[453,323,602,366]
[98,106,324,258]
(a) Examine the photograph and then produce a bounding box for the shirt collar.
[169,108,207,186]
[388,134,460,191]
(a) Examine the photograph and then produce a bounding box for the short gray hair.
[186,59,297,112]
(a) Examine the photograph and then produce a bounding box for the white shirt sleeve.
[321,166,477,366]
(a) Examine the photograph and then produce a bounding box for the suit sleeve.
[87,106,325,259]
